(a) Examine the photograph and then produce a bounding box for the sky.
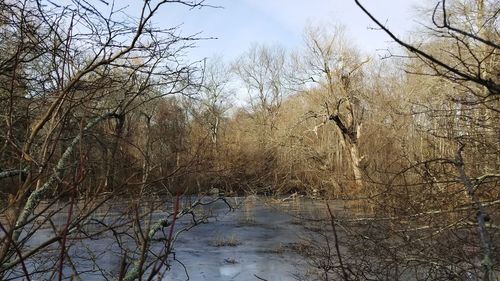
[147,0,425,62]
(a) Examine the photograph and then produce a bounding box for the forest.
[0,0,498,280]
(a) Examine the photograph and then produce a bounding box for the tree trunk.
[330,113,364,190]
[348,143,363,189]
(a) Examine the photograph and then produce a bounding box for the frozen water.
[167,196,325,281]
[2,196,333,281]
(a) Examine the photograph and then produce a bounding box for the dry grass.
[212,234,241,247]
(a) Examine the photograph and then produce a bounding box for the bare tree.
[198,56,233,151]
[0,0,224,279]
[330,0,500,279]
[233,44,290,134]
[288,2,498,280]
[300,24,370,190]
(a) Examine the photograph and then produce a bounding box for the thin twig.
[326,203,349,280]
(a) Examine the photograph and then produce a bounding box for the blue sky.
[148,0,424,62]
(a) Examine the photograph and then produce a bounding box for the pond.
[1,195,345,281]
[167,196,341,281]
